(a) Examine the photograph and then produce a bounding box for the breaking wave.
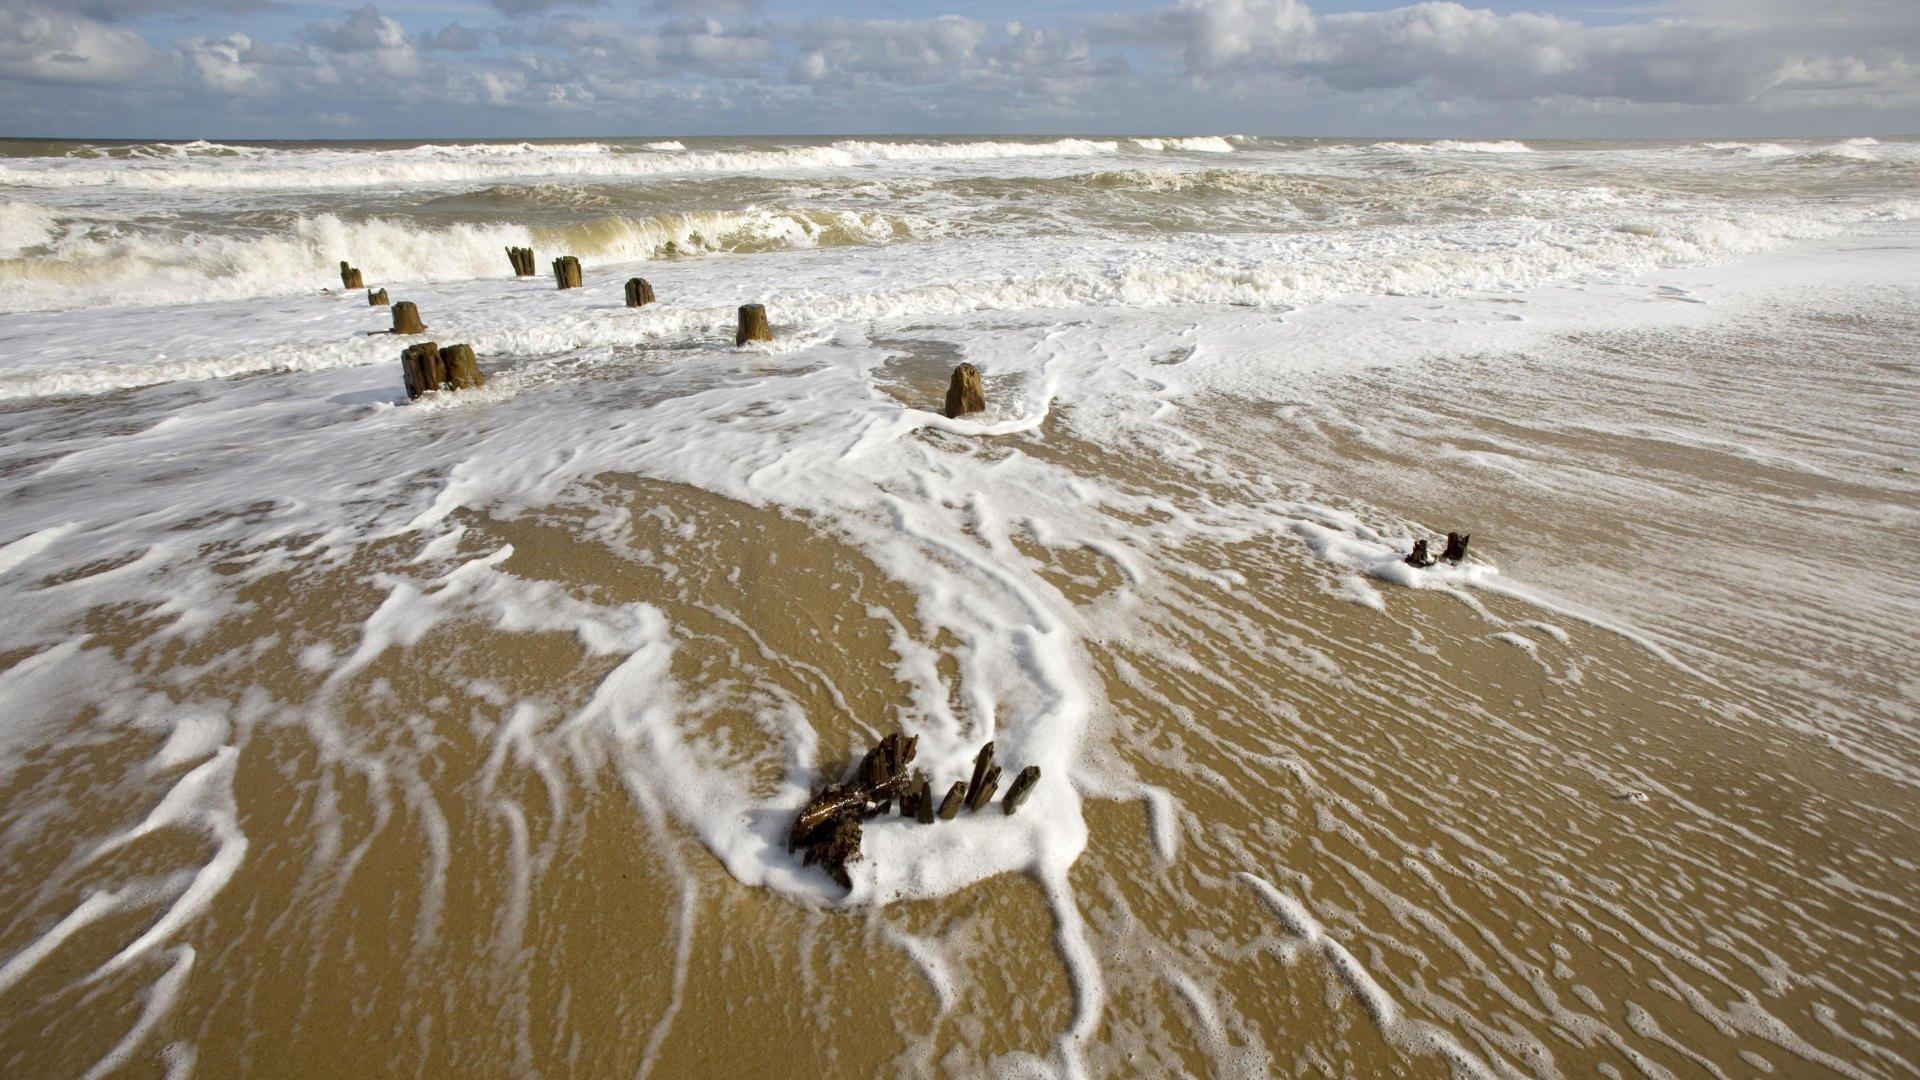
[0,206,936,313]
[0,138,1126,192]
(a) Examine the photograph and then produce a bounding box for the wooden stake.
[340,261,363,290]
[1003,765,1040,815]
[438,344,484,391]
[400,341,444,400]
[506,246,536,277]
[390,301,426,335]
[1405,539,1434,568]
[964,741,995,808]
[945,363,986,419]
[937,781,966,820]
[1443,532,1470,564]
[966,764,1002,812]
[367,288,389,306]
[915,778,936,824]
[552,255,582,290]
[624,277,656,308]
[735,303,771,346]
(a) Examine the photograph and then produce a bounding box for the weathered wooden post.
[1405,539,1433,568]
[625,278,655,308]
[937,781,966,820]
[1003,766,1040,815]
[966,764,1002,812]
[735,303,771,346]
[945,363,986,419]
[964,742,995,807]
[439,344,484,391]
[340,261,363,290]
[367,288,389,306]
[401,341,444,400]
[1443,532,1470,564]
[506,246,535,276]
[552,255,582,290]
[390,301,426,335]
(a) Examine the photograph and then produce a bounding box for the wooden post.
[1003,766,1040,815]
[964,742,995,808]
[401,341,444,400]
[735,303,771,346]
[945,363,986,419]
[966,764,1002,812]
[1443,532,1470,564]
[340,261,363,290]
[915,778,935,824]
[1405,539,1434,568]
[439,344,484,391]
[391,301,426,335]
[937,781,966,820]
[506,246,535,276]
[552,255,582,290]
[625,278,655,308]
[367,288,389,306]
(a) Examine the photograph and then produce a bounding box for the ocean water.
[0,134,1916,1076]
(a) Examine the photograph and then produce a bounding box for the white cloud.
[0,5,155,85]
[1105,0,1920,107]
[0,0,1914,134]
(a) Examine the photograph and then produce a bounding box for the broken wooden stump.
[506,245,536,277]
[1003,765,1040,815]
[399,342,484,399]
[914,777,936,824]
[735,303,771,346]
[1405,539,1435,568]
[390,301,426,335]
[1443,532,1470,564]
[367,287,389,307]
[937,781,966,820]
[944,362,986,419]
[401,341,444,400]
[439,343,484,391]
[625,277,655,308]
[552,255,582,290]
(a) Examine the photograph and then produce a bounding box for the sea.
[0,134,1916,1077]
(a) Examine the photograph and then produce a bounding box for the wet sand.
[3,283,1917,1078]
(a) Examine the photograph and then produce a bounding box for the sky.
[1,0,1915,138]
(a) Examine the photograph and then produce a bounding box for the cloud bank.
[0,0,1912,136]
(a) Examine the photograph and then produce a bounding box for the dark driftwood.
[787,729,928,887]
[625,278,655,308]
[938,781,966,820]
[553,255,582,290]
[391,301,426,335]
[1443,532,1470,564]
[966,764,1002,812]
[736,303,771,346]
[945,363,986,419]
[965,742,995,808]
[401,341,444,400]
[340,261,363,290]
[506,246,536,276]
[1003,765,1040,815]
[1405,539,1435,568]
[439,344,484,391]
[367,288,389,307]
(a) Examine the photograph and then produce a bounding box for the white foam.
[0,138,1121,192]
[1129,137,1235,154]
